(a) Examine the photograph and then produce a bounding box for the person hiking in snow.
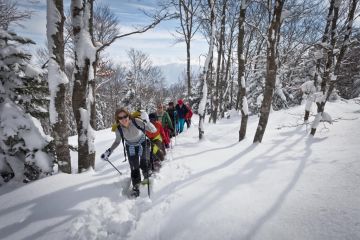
[166,102,178,137]
[156,103,173,148]
[185,102,193,129]
[101,108,157,197]
[175,99,188,134]
[146,113,167,170]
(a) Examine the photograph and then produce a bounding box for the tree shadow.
[149,131,318,239]
[0,174,128,239]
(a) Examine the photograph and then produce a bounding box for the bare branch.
[97,12,175,53]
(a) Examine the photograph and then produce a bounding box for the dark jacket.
[175,104,188,119]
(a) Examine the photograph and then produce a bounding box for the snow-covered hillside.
[1,100,359,240]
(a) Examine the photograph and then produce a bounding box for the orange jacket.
[146,120,164,140]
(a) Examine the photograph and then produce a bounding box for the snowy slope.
[1,100,360,240]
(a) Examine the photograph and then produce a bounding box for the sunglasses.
[118,115,128,120]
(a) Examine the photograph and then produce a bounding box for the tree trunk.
[238,0,248,142]
[47,0,71,173]
[199,0,215,139]
[313,0,335,89]
[187,40,191,99]
[71,0,96,172]
[253,0,285,143]
[212,0,227,123]
[311,0,357,136]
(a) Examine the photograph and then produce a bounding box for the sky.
[14,0,208,67]
[1,99,359,239]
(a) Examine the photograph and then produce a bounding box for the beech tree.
[238,0,250,141]
[253,0,286,143]
[199,0,216,139]
[46,0,71,173]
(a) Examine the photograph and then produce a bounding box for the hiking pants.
[126,141,149,186]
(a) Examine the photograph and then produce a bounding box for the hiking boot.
[130,184,140,197]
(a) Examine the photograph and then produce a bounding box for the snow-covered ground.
[1,100,360,240]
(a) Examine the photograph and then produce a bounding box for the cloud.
[14,0,209,66]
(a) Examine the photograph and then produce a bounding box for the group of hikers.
[101,99,193,197]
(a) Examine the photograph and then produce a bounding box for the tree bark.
[311,0,357,136]
[212,0,227,123]
[199,0,216,139]
[47,0,71,173]
[71,0,96,172]
[253,0,285,143]
[238,0,248,142]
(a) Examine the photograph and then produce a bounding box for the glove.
[101,148,112,161]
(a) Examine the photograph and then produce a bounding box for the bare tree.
[211,0,227,123]
[253,0,286,143]
[199,0,216,139]
[311,0,358,135]
[46,0,71,173]
[174,0,201,99]
[238,0,250,141]
[0,0,32,30]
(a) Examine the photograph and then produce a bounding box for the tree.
[253,0,286,143]
[0,0,31,30]
[71,0,97,172]
[47,0,71,173]
[211,0,227,123]
[199,0,216,139]
[0,30,53,183]
[122,49,166,111]
[177,0,201,99]
[238,0,250,141]
[311,0,358,135]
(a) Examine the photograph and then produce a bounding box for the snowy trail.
[0,100,360,240]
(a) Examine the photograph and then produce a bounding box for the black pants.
[126,140,150,186]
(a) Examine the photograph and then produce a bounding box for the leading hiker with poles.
[100,108,157,197]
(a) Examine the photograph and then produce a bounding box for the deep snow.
[1,100,360,240]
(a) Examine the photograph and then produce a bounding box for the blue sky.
[14,0,208,66]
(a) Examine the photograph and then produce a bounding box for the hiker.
[185,102,193,128]
[175,99,188,134]
[101,107,157,197]
[147,113,167,169]
[156,103,173,148]
[166,102,178,137]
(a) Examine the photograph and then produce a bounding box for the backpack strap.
[131,118,146,133]
[117,125,128,162]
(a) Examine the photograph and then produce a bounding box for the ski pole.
[107,159,122,175]
[141,122,151,199]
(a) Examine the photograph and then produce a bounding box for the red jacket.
[146,120,166,140]
[185,106,193,119]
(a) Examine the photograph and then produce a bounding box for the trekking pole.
[142,124,151,199]
[106,159,122,175]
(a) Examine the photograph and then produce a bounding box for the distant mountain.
[158,63,201,86]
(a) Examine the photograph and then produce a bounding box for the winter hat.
[149,113,157,121]
[178,99,183,105]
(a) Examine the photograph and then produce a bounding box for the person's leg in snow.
[126,144,143,197]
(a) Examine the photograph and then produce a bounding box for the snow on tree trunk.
[238,0,248,142]
[46,0,71,173]
[212,0,227,124]
[199,0,215,140]
[301,81,316,122]
[253,0,285,143]
[71,0,96,172]
[311,0,357,136]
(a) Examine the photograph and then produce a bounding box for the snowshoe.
[129,185,140,198]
